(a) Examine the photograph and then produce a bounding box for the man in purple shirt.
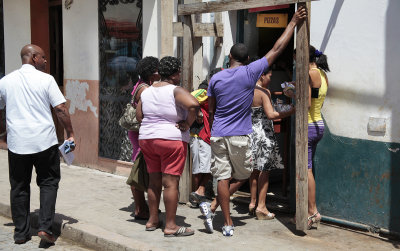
[199,7,307,236]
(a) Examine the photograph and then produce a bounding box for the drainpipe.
[322,215,400,239]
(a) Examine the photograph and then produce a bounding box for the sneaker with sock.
[199,202,214,233]
[222,225,234,237]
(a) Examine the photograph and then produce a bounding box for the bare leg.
[195,173,212,196]
[193,174,200,192]
[146,173,162,229]
[308,169,317,215]
[163,174,193,234]
[256,171,273,215]
[211,179,246,213]
[217,179,233,226]
[130,186,148,217]
[249,170,260,209]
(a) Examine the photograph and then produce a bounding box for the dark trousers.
[8,145,60,241]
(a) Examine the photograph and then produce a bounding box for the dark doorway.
[237,5,296,213]
[49,1,63,87]
[48,0,64,143]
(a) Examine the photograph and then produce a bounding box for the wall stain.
[65,80,98,118]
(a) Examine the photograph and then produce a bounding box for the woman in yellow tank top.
[307,46,330,229]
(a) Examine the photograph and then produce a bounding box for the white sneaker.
[222,225,234,237]
[199,202,214,233]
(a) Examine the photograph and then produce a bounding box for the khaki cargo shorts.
[210,135,253,181]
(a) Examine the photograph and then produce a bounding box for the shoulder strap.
[132,83,149,105]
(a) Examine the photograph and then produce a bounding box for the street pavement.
[0,150,399,251]
[0,215,92,251]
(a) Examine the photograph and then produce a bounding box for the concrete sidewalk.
[0,150,398,251]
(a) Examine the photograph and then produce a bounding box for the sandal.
[145,221,163,231]
[248,205,256,216]
[307,212,321,230]
[164,226,194,237]
[255,210,275,220]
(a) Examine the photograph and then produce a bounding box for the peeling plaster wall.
[62,0,99,165]
[310,0,400,144]
[3,0,31,74]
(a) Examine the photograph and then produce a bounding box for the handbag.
[118,83,149,131]
[126,151,149,191]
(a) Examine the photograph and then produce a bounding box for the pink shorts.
[139,139,188,176]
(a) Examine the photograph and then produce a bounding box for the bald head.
[20,44,47,72]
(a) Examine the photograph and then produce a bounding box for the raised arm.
[265,7,307,66]
[54,103,75,148]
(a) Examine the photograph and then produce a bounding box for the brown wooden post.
[160,0,174,57]
[179,13,194,203]
[295,2,310,231]
[191,0,203,90]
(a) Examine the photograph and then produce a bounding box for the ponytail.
[309,45,330,72]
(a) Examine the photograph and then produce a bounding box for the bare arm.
[208,96,216,130]
[261,90,294,120]
[265,7,307,66]
[174,87,200,131]
[54,103,75,149]
[308,69,322,109]
[136,99,143,123]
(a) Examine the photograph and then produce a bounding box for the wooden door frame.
[167,0,314,232]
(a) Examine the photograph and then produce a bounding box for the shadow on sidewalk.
[274,212,306,236]
[32,209,78,236]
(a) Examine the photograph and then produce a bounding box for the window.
[98,0,142,161]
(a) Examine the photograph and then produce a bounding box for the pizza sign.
[256,14,288,28]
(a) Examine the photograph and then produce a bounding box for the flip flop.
[145,221,163,231]
[164,226,194,237]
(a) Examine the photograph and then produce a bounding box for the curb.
[0,202,163,251]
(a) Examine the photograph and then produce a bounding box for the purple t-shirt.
[208,57,269,137]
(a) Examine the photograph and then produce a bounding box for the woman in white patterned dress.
[249,68,295,220]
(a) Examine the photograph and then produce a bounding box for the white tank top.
[139,84,189,142]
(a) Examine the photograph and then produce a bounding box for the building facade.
[0,0,399,235]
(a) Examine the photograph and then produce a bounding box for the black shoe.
[38,231,56,243]
[14,237,31,244]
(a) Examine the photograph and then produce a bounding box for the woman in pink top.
[128,57,160,220]
[136,56,199,237]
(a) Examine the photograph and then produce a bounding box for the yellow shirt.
[308,68,328,123]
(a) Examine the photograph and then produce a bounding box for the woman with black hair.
[307,45,330,229]
[136,56,199,237]
[249,68,295,220]
[126,56,160,220]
